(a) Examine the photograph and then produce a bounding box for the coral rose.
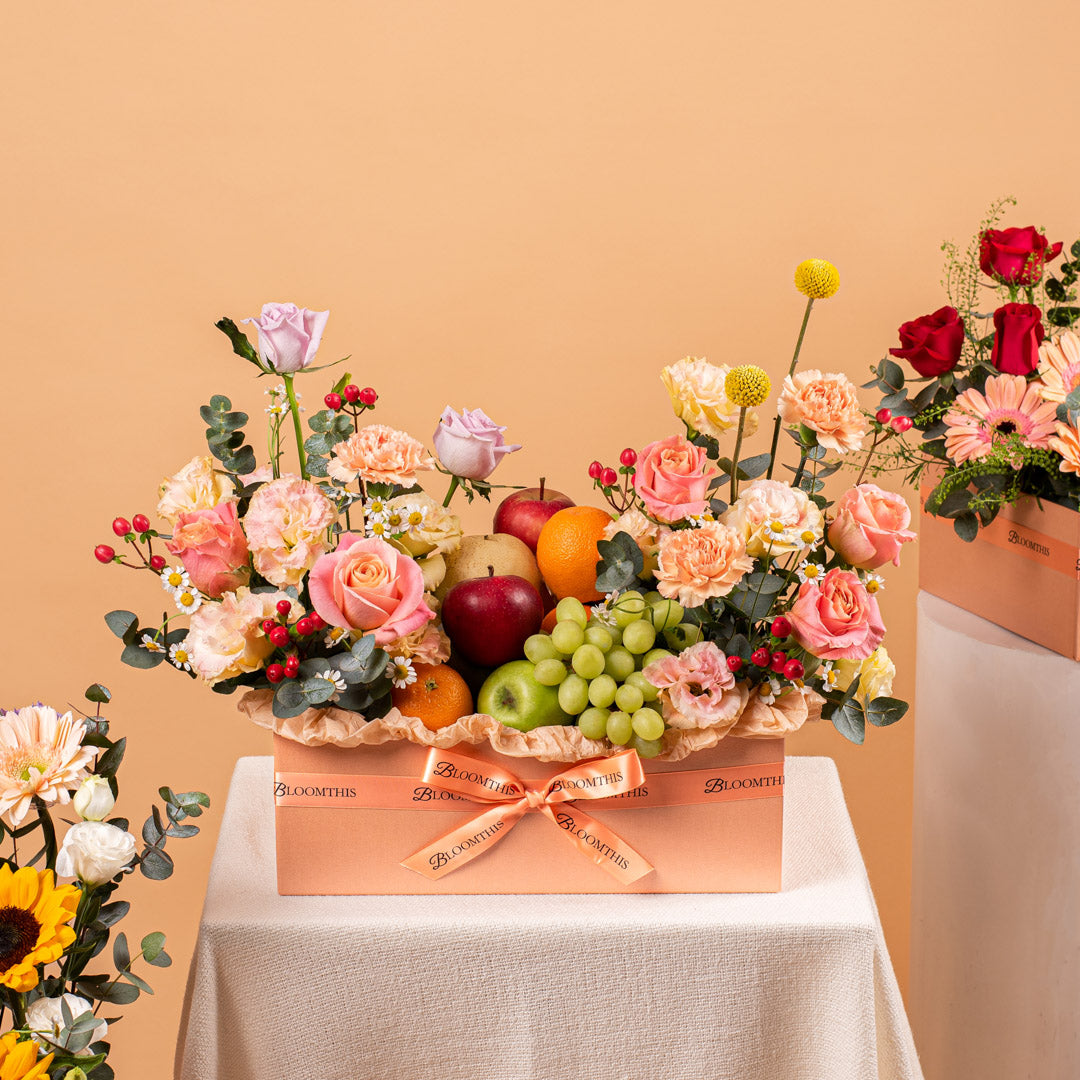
[643,642,743,732]
[654,521,753,607]
[632,434,719,523]
[721,479,822,558]
[166,500,250,598]
[156,455,233,527]
[787,568,885,661]
[308,534,435,644]
[660,357,756,439]
[187,587,294,686]
[604,507,667,579]
[243,476,338,587]
[327,425,434,487]
[827,484,915,570]
[432,407,521,480]
[777,369,869,454]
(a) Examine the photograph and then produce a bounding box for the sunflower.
[943,374,1057,465]
[0,866,80,992]
[0,1033,52,1080]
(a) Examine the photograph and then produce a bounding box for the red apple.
[442,571,544,668]
[493,478,575,553]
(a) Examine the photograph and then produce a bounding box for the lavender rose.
[432,407,521,480]
[241,302,330,373]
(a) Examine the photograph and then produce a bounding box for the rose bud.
[888,306,965,378]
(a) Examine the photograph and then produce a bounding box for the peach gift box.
[271,732,785,896]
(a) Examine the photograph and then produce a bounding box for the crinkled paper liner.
[240,684,824,764]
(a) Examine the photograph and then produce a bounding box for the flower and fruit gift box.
[101,273,912,895]
[872,200,1080,658]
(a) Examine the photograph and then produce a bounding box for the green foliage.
[215,316,263,371]
[200,393,257,476]
[595,531,644,593]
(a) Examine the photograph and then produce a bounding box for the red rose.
[888,306,965,377]
[979,226,1062,286]
[990,304,1045,375]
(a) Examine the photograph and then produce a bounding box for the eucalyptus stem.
[443,475,460,507]
[766,296,814,479]
[283,374,308,480]
[729,408,749,504]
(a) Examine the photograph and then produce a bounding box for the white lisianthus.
[26,993,107,1056]
[56,821,136,886]
[72,777,115,822]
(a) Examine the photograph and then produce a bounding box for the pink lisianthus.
[827,484,916,570]
[308,534,435,644]
[643,642,743,732]
[631,434,719,523]
[788,568,885,661]
[243,476,338,588]
[241,302,329,372]
[166,500,250,598]
[432,407,521,480]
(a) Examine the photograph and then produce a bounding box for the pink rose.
[643,642,744,732]
[788,568,885,661]
[432,407,521,480]
[631,434,719,523]
[308,534,435,644]
[166,501,250,598]
[827,484,916,570]
[241,302,329,373]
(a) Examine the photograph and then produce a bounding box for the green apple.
[478,660,573,731]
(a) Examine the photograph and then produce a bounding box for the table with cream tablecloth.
[174,755,921,1080]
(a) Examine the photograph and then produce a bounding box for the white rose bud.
[72,777,115,822]
[26,993,107,1057]
[56,821,136,886]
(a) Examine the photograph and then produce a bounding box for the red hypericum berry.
[94,544,115,564]
[619,448,638,467]
[587,461,604,480]
[324,392,343,411]
[359,387,378,406]
[726,656,743,672]
[269,625,290,648]
[266,663,285,684]
[891,415,913,433]
[276,599,292,616]
[770,615,791,639]
[784,658,805,680]
[262,619,277,635]
[132,514,150,533]
[875,408,892,425]
[309,613,325,630]
[296,617,315,636]
[601,467,618,487]
[751,647,771,668]
[284,656,300,675]
[149,554,166,571]
[770,650,788,673]
[342,384,361,403]
[112,517,131,537]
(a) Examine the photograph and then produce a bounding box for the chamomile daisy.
[758,677,782,705]
[862,572,885,595]
[141,634,167,654]
[325,625,351,649]
[685,510,716,528]
[367,519,388,538]
[403,503,429,532]
[820,661,839,690]
[390,657,417,690]
[324,669,348,694]
[174,588,202,615]
[364,498,388,523]
[169,642,193,671]
[161,566,190,593]
[383,508,405,533]
[796,559,824,585]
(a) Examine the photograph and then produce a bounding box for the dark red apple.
[493,478,575,553]
[442,570,544,667]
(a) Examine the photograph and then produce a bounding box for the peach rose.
[654,521,753,607]
[187,587,293,686]
[788,568,885,661]
[243,476,338,587]
[166,500,250,598]
[327,425,433,487]
[604,508,667,579]
[631,434,719,523]
[308,534,435,644]
[660,357,757,439]
[721,479,823,558]
[777,369,869,454]
[644,642,744,732]
[156,455,233,527]
[827,484,915,570]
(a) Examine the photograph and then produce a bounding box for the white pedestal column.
[912,592,1080,1079]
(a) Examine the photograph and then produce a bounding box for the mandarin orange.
[535,505,614,603]
[390,662,473,731]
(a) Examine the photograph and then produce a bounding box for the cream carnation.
[660,357,757,439]
[243,476,338,587]
[385,622,451,665]
[327,425,434,486]
[156,455,234,527]
[604,508,667,579]
[777,369,869,454]
[654,521,754,607]
[385,493,463,559]
[721,479,822,557]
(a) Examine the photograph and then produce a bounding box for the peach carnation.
[721,479,822,558]
[660,357,757,439]
[327,425,433,486]
[1036,329,1080,403]
[643,642,743,732]
[385,622,451,665]
[243,476,338,587]
[156,455,233,527]
[604,508,667,579]
[654,521,753,607]
[187,586,294,686]
[777,369,869,454]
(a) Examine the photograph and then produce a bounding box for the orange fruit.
[536,506,614,603]
[541,608,559,633]
[391,662,473,731]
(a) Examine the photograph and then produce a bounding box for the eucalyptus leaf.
[120,643,167,669]
[113,932,130,970]
[138,847,174,881]
[953,512,979,542]
[140,932,166,962]
[595,531,644,593]
[84,683,112,704]
[829,699,866,744]
[866,696,909,727]
[104,611,138,641]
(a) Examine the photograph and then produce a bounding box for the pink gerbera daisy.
[943,374,1057,465]
[0,707,95,826]
[1035,330,1080,403]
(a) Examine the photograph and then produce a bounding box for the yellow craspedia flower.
[0,1032,53,1079]
[794,258,840,299]
[724,365,772,408]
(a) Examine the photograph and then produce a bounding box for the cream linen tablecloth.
[174,756,921,1080]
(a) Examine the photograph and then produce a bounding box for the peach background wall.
[5,1,1080,1074]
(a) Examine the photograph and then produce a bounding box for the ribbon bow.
[401,747,654,883]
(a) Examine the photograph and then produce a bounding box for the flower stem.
[791,450,809,490]
[283,374,308,480]
[766,296,815,479]
[730,408,748,504]
[443,475,460,507]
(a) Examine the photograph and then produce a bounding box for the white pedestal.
[912,592,1080,1079]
